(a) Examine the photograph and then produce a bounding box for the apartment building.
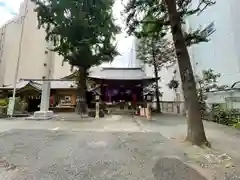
[0,0,71,87]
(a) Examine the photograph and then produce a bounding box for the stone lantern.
[144,92,154,120]
[144,92,154,102]
[94,91,101,119]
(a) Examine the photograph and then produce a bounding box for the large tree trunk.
[165,0,208,145]
[152,41,161,113]
[76,67,88,116]
[154,65,161,113]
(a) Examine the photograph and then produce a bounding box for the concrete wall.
[0,0,71,87]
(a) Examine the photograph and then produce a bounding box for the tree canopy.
[124,0,215,46]
[31,0,120,115]
[31,0,120,70]
[196,69,228,93]
[137,37,176,70]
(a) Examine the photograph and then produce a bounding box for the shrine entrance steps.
[108,108,136,116]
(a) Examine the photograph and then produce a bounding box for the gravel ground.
[135,114,240,180]
[0,129,207,180]
[0,114,239,179]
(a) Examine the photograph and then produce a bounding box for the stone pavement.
[0,113,239,179]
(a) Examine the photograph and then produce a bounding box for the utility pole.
[0,27,6,87]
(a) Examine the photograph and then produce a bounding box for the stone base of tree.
[26,111,54,120]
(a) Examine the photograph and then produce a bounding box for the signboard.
[7,97,15,116]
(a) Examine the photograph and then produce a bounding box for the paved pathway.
[0,114,239,179]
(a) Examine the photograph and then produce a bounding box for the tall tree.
[31,0,119,116]
[125,0,215,145]
[137,36,175,113]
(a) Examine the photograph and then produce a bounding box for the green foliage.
[125,0,215,46]
[0,98,8,107]
[168,79,179,89]
[137,37,176,69]
[196,69,228,118]
[14,97,23,111]
[136,13,176,114]
[31,0,120,69]
[125,0,216,144]
[233,122,240,129]
[210,105,239,126]
[31,0,120,114]
[145,83,163,96]
[196,69,228,93]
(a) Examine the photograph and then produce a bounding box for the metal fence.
[153,101,186,115]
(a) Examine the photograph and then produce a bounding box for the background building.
[187,0,240,86]
[0,0,71,87]
[186,0,240,109]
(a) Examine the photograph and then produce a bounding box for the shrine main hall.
[0,67,156,113]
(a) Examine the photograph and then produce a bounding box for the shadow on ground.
[153,157,206,180]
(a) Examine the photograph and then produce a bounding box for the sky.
[0,0,135,67]
[0,0,21,25]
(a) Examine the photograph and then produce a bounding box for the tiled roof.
[1,81,41,90]
[89,67,155,80]
[50,81,77,89]
[1,67,155,90]
[0,81,77,90]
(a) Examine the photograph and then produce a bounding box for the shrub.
[0,98,8,107]
[233,122,240,129]
[210,106,239,126]
[14,97,23,111]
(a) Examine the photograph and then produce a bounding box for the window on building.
[57,95,72,106]
[201,22,215,37]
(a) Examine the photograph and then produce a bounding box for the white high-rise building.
[185,0,240,108]
[187,0,240,87]
[0,0,71,87]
